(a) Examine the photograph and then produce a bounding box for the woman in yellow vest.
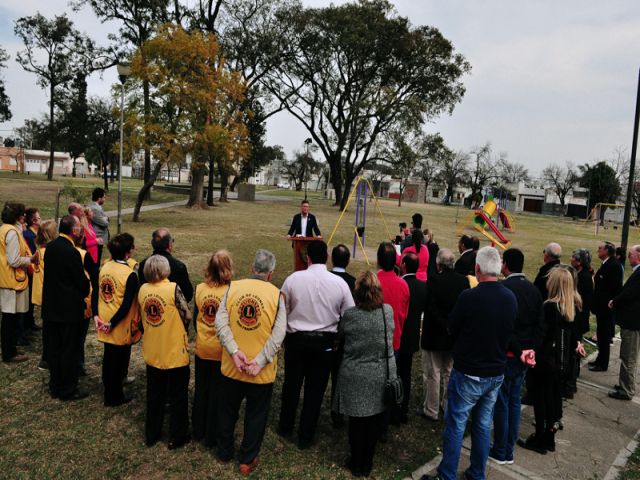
[0,202,39,363]
[32,220,58,370]
[73,224,99,377]
[192,250,233,447]
[97,233,140,407]
[138,254,192,449]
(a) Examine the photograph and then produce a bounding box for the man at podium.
[286,200,322,239]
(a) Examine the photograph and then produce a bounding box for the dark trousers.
[530,365,560,438]
[217,376,273,464]
[96,245,104,267]
[395,351,414,417]
[1,312,20,361]
[102,343,131,405]
[278,334,335,444]
[23,276,36,331]
[48,320,83,398]
[192,356,222,447]
[146,364,190,445]
[348,413,384,476]
[77,318,90,372]
[595,311,614,369]
[330,349,345,426]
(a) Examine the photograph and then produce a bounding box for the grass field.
[0,175,637,479]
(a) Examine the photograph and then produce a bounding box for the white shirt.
[300,214,308,236]
[281,263,355,333]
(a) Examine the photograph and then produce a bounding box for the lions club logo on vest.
[144,297,165,327]
[100,276,117,303]
[201,297,219,327]
[237,297,262,331]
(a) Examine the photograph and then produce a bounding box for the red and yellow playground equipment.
[460,195,512,250]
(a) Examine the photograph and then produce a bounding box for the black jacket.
[421,268,469,351]
[42,235,90,323]
[533,259,560,300]
[287,213,321,237]
[139,250,193,302]
[399,274,426,353]
[454,250,475,276]
[593,258,623,315]
[575,268,594,334]
[502,274,544,357]
[331,269,356,292]
[612,267,640,330]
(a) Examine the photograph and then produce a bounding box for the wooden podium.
[290,236,315,271]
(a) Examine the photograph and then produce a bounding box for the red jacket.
[377,270,410,351]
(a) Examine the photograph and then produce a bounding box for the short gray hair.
[436,248,455,269]
[475,246,502,276]
[545,242,562,259]
[143,254,171,283]
[253,249,276,274]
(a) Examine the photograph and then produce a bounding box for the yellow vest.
[127,257,138,273]
[77,247,92,319]
[98,260,141,345]
[31,247,46,306]
[0,224,29,291]
[194,282,227,361]
[221,279,280,385]
[139,279,189,369]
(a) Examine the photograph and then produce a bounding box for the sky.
[1,0,639,179]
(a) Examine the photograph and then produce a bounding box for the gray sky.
[1,0,639,178]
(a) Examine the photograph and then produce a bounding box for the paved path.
[408,338,640,480]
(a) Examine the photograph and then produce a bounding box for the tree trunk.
[339,172,355,211]
[446,184,454,204]
[329,159,343,208]
[142,79,151,201]
[398,183,403,207]
[206,157,215,206]
[110,158,116,184]
[188,165,207,208]
[72,157,77,178]
[103,159,109,191]
[47,83,55,181]
[133,161,164,221]
[229,175,240,192]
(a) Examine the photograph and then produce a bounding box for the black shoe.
[104,394,133,407]
[517,434,547,454]
[60,389,90,401]
[331,411,345,429]
[37,360,49,371]
[419,475,442,480]
[608,389,632,401]
[588,364,607,372]
[168,435,191,450]
[613,384,622,390]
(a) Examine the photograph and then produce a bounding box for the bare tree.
[542,161,578,207]
[438,149,469,204]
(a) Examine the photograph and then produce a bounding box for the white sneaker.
[488,455,514,465]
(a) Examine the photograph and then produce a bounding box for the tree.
[15,116,53,150]
[415,133,447,203]
[465,143,496,208]
[3,138,16,147]
[14,13,101,180]
[59,72,89,177]
[85,96,120,190]
[75,0,171,196]
[438,149,469,204]
[378,129,421,207]
[579,161,622,221]
[497,158,529,185]
[281,151,321,192]
[0,47,11,122]
[260,0,470,209]
[542,162,578,207]
[129,24,248,217]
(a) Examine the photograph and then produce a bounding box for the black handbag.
[382,306,403,408]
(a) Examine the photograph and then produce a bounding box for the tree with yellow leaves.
[129,23,248,217]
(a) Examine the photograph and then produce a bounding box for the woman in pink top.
[82,207,99,264]
[397,230,429,281]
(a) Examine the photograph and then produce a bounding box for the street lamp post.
[621,68,640,264]
[117,62,131,234]
[304,137,312,201]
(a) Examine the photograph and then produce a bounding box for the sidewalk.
[409,337,640,480]
[104,199,187,216]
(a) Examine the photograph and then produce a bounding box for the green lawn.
[1,179,638,479]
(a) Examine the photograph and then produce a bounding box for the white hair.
[475,246,502,276]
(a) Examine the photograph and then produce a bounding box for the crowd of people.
[1,196,640,479]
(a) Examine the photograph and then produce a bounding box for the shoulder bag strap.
[381,305,390,381]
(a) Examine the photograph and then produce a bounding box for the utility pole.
[621,68,640,265]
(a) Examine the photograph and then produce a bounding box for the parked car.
[277,182,290,189]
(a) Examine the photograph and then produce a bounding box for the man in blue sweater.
[422,246,516,480]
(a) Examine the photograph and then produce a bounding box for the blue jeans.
[491,359,527,461]
[437,368,504,480]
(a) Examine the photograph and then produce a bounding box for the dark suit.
[575,269,594,335]
[42,235,90,399]
[331,269,356,292]
[612,266,640,397]
[533,259,560,300]
[287,213,321,237]
[593,257,623,369]
[420,268,469,419]
[502,274,544,357]
[395,274,426,419]
[454,250,475,276]
[139,250,193,302]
